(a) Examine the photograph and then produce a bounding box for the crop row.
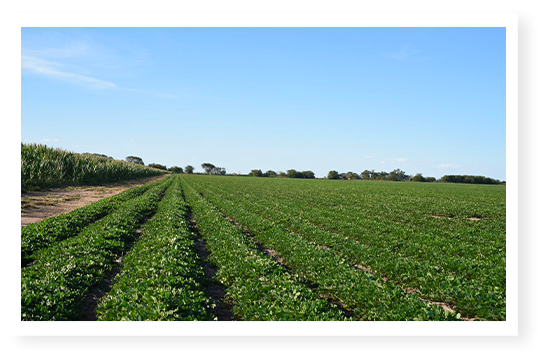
[21,182,155,266]
[181,178,348,320]
[200,177,505,260]
[96,177,213,320]
[191,178,505,319]
[21,177,172,320]
[181,178,455,321]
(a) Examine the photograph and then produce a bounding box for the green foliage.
[412,173,426,182]
[201,163,216,174]
[286,169,314,179]
[168,166,184,173]
[21,172,506,321]
[181,178,348,320]
[328,170,340,180]
[126,156,144,165]
[84,153,113,159]
[360,170,371,180]
[21,178,172,320]
[301,170,315,179]
[286,169,301,178]
[96,178,213,320]
[185,165,194,174]
[249,169,263,177]
[21,182,154,266]
[212,167,226,175]
[265,170,277,177]
[148,163,167,170]
[346,172,360,180]
[387,168,410,181]
[21,143,164,191]
[183,176,465,320]
[441,175,502,184]
[182,175,506,320]
[201,163,225,175]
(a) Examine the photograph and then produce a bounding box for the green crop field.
[21,174,506,321]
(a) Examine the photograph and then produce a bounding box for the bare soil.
[186,214,234,321]
[80,216,152,321]
[21,175,168,227]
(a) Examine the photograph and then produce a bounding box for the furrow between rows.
[181,178,350,321]
[191,178,501,320]
[184,177,458,321]
[21,177,172,321]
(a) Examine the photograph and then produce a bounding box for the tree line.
[439,175,503,185]
[125,156,504,184]
[249,169,315,178]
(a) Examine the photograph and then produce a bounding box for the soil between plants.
[21,175,168,227]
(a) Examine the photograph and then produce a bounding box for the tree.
[278,171,287,178]
[440,175,501,184]
[249,169,263,177]
[211,167,226,175]
[360,170,371,180]
[185,165,194,174]
[346,171,360,180]
[126,156,144,165]
[412,173,425,182]
[286,169,303,178]
[387,168,408,181]
[328,170,340,180]
[425,177,437,182]
[265,170,277,177]
[148,163,167,170]
[201,163,216,175]
[378,171,389,180]
[84,153,113,159]
[301,170,315,179]
[339,172,348,180]
[168,166,184,173]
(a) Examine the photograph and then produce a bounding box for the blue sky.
[21,27,506,179]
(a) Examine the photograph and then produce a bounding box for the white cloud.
[22,40,177,97]
[439,163,460,169]
[363,155,376,160]
[22,55,116,89]
[380,158,409,164]
[23,42,90,60]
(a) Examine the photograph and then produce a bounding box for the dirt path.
[21,175,169,227]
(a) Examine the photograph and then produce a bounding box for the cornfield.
[21,143,165,191]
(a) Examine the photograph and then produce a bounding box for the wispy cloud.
[386,44,424,61]
[439,163,460,169]
[22,40,177,98]
[22,55,178,98]
[22,55,116,89]
[363,155,376,160]
[23,41,90,60]
[380,158,409,164]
